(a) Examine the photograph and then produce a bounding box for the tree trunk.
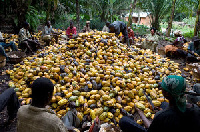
[76,0,80,32]
[46,0,51,22]
[151,15,160,30]
[127,0,137,28]
[194,0,200,37]
[166,0,176,37]
[16,0,32,28]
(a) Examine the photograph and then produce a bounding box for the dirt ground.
[0,39,196,132]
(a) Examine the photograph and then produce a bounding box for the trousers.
[0,42,18,58]
[0,88,20,120]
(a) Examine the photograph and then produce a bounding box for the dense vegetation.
[0,0,199,37]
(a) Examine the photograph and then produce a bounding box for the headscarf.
[161,75,186,112]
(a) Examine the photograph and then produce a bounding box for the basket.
[0,55,6,68]
[6,51,26,64]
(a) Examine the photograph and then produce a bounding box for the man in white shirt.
[42,21,59,45]
[0,31,18,60]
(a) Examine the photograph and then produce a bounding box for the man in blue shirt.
[0,32,18,60]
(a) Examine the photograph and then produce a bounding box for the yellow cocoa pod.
[152,100,161,107]
[84,108,90,115]
[128,91,134,99]
[58,99,68,106]
[78,96,85,105]
[90,90,98,95]
[99,112,107,121]
[115,103,122,109]
[103,118,110,123]
[107,112,113,119]
[80,92,87,96]
[87,100,96,106]
[95,107,104,116]
[150,91,157,99]
[99,90,106,96]
[102,87,110,91]
[90,110,96,120]
[102,95,111,101]
[135,102,145,110]
[124,106,132,112]
[77,112,84,121]
[157,98,165,102]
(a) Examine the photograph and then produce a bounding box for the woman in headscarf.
[165,30,187,57]
[119,75,200,132]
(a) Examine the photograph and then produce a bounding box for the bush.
[132,24,149,36]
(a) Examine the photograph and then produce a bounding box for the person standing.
[109,21,130,47]
[0,31,18,60]
[66,21,77,39]
[127,27,135,45]
[143,27,159,52]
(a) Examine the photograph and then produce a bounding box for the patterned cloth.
[174,36,186,48]
[161,75,186,112]
[18,28,31,42]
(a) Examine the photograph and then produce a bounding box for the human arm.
[135,107,151,128]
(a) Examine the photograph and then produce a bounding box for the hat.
[161,75,186,112]
[86,21,90,24]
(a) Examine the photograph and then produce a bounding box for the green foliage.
[183,30,194,39]
[26,6,43,31]
[132,24,149,36]
[138,0,171,30]
[90,18,105,31]
[182,17,196,26]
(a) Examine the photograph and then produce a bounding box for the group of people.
[165,30,200,63]
[0,75,199,132]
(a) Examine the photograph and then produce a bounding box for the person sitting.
[187,36,200,57]
[66,21,77,39]
[176,36,200,63]
[165,30,187,57]
[127,27,135,45]
[119,75,200,132]
[17,77,70,132]
[42,21,60,45]
[82,21,91,33]
[0,88,20,125]
[143,27,159,52]
[18,22,41,54]
[109,21,130,47]
[102,21,110,32]
[0,31,18,60]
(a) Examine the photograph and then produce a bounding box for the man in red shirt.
[66,21,77,39]
[128,27,135,45]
